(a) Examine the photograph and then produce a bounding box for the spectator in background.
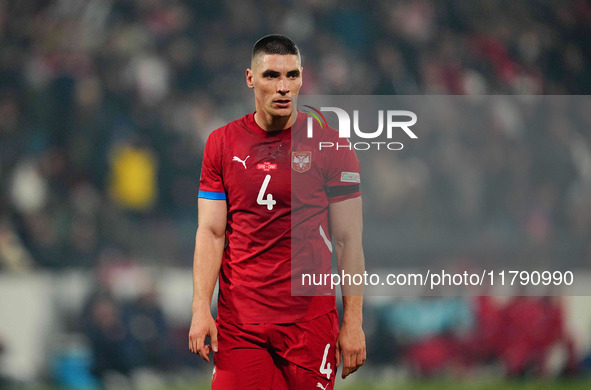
[108,139,158,212]
[81,260,173,386]
[83,291,134,382]
[497,295,577,377]
[381,296,473,376]
[462,295,502,366]
[121,281,172,372]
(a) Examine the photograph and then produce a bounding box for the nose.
[277,78,289,95]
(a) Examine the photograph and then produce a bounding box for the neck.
[254,111,293,132]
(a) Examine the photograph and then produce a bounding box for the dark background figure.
[82,290,134,383]
[121,284,172,372]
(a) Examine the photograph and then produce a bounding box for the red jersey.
[199,111,360,323]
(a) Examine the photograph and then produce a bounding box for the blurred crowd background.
[1,0,591,388]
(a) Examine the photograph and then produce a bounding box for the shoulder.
[206,114,250,143]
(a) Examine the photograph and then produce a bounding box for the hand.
[335,321,366,379]
[188,310,218,362]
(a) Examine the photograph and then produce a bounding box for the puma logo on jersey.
[316,383,327,390]
[232,155,250,169]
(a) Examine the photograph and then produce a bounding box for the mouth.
[273,99,291,108]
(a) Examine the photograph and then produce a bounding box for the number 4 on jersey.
[257,174,276,210]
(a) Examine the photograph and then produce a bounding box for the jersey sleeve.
[198,129,226,200]
[323,144,361,203]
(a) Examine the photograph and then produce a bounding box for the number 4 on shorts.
[319,343,332,380]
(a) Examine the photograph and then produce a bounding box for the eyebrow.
[261,69,301,77]
[262,70,280,77]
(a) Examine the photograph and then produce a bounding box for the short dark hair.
[252,34,300,59]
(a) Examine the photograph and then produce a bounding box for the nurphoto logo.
[303,105,418,151]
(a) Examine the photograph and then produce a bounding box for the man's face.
[246,54,302,119]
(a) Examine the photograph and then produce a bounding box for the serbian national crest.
[292,151,312,173]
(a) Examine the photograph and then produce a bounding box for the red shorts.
[212,310,339,390]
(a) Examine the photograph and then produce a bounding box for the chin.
[270,108,293,118]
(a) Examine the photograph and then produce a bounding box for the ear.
[246,68,254,89]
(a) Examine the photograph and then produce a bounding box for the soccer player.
[188,34,366,390]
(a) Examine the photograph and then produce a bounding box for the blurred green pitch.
[17,379,591,390]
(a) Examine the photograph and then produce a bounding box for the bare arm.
[188,198,227,362]
[329,196,366,378]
